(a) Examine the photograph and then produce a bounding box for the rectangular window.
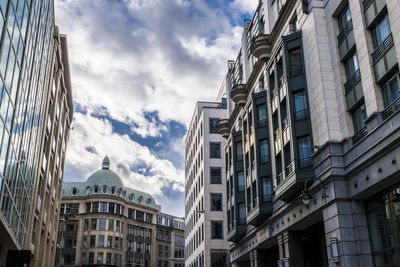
[106,253,112,264]
[116,220,121,232]
[108,203,115,214]
[209,118,219,133]
[165,246,169,257]
[338,5,351,31]
[211,221,223,239]
[372,15,391,49]
[114,237,119,248]
[136,211,144,221]
[100,202,108,212]
[159,244,163,256]
[89,252,94,264]
[351,102,367,142]
[91,219,97,230]
[108,219,114,231]
[97,252,103,264]
[298,136,312,168]
[236,142,243,161]
[209,142,221,158]
[289,48,303,77]
[262,177,272,202]
[257,105,267,126]
[107,236,112,248]
[382,73,400,108]
[294,90,307,120]
[90,236,95,247]
[239,204,246,224]
[210,167,221,184]
[84,219,89,230]
[99,218,106,230]
[237,172,245,192]
[92,202,99,212]
[98,235,105,247]
[259,140,269,163]
[210,194,222,211]
[344,53,359,80]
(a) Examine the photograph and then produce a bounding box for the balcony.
[352,126,368,144]
[344,70,363,110]
[279,77,287,101]
[246,196,273,226]
[275,159,314,202]
[337,19,355,61]
[227,224,247,242]
[382,97,400,120]
[372,34,397,82]
[250,34,271,59]
[230,83,247,105]
[216,119,230,138]
[363,0,387,29]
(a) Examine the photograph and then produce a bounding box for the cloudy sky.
[55,0,257,217]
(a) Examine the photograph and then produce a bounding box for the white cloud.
[65,112,184,195]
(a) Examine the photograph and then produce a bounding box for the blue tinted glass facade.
[0,0,55,247]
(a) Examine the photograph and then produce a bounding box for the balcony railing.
[295,109,308,121]
[299,157,313,168]
[247,196,259,212]
[372,34,394,64]
[352,126,368,144]
[282,117,289,130]
[274,128,281,140]
[382,97,400,120]
[344,69,361,95]
[276,171,284,185]
[337,19,353,45]
[285,160,295,176]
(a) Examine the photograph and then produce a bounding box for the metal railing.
[290,65,303,77]
[295,109,308,121]
[285,160,295,176]
[337,19,353,45]
[276,171,284,185]
[382,97,400,120]
[274,128,281,140]
[282,117,289,130]
[299,157,313,168]
[372,34,393,64]
[344,69,361,95]
[352,126,368,144]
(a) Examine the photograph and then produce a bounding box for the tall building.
[155,212,185,267]
[56,156,184,267]
[215,0,400,266]
[184,87,229,267]
[0,0,73,266]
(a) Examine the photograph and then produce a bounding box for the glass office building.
[0,1,73,266]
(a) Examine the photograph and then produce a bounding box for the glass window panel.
[259,140,269,163]
[99,218,106,230]
[98,235,104,247]
[237,172,244,192]
[210,194,222,211]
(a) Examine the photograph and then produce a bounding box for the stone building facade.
[0,1,73,266]
[184,88,230,267]
[215,0,400,266]
[155,212,185,267]
[56,157,184,267]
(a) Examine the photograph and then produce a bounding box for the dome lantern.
[102,156,110,170]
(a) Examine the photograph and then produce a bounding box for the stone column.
[323,201,373,267]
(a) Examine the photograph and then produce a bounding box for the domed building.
[55,157,184,267]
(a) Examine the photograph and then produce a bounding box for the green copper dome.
[62,156,159,210]
[86,156,124,188]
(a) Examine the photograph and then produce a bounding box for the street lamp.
[58,212,74,266]
[300,177,327,205]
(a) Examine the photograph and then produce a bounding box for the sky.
[55,0,257,217]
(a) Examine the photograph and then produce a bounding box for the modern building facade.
[56,156,184,267]
[0,0,73,266]
[215,0,400,266]
[184,88,230,267]
[156,212,185,267]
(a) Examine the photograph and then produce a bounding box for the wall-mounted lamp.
[330,237,339,263]
[300,177,327,205]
